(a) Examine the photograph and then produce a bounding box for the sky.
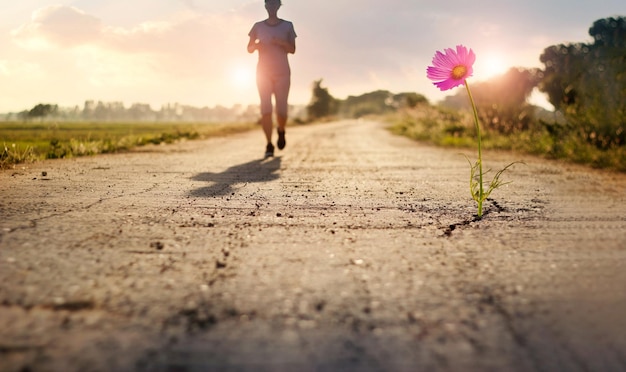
[1,0,625,113]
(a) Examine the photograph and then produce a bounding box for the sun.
[230,65,254,88]
[476,53,508,80]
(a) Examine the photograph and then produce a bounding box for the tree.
[539,16,626,148]
[394,92,428,108]
[306,79,338,121]
[441,67,540,133]
[473,67,541,133]
[28,103,58,120]
[339,90,394,118]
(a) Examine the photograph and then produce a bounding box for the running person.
[247,0,297,158]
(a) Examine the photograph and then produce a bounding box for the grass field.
[385,106,626,173]
[0,121,257,169]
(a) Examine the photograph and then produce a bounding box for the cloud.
[11,5,103,49]
[10,4,255,84]
[103,13,254,79]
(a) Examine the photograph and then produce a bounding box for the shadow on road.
[189,157,281,197]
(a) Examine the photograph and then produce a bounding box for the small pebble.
[150,241,164,250]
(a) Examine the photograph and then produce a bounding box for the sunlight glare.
[529,88,555,111]
[477,53,508,80]
[230,65,254,89]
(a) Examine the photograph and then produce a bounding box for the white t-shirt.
[249,19,297,76]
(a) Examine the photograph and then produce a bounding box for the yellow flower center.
[451,65,467,80]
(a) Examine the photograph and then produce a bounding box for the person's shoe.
[277,129,286,150]
[264,143,275,158]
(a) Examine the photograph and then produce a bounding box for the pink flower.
[426,45,476,91]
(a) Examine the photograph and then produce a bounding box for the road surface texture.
[1,120,626,372]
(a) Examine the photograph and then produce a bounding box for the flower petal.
[434,78,466,91]
[426,66,450,80]
[426,44,476,90]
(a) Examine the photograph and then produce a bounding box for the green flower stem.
[464,80,484,218]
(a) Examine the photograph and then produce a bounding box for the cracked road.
[1,120,626,371]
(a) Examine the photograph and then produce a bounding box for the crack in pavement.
[1,182,161,235]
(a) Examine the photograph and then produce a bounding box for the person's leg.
[261,114,273,143]
[257,73,274,146]
[276,114,286,150]
[277,114,287,132]
[275,75,291,150]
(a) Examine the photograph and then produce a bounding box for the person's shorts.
[257,72,291,117]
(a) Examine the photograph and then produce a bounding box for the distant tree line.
[306,79,427,121]
[27,104,59,119]
[3,101,306,123]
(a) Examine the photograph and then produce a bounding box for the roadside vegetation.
[386,104,625,172]
[1,121,256,169]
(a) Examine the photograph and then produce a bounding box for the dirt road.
[1,120,626,372]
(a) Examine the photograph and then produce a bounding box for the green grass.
[385,106,626,173]
[0,121,257,169]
